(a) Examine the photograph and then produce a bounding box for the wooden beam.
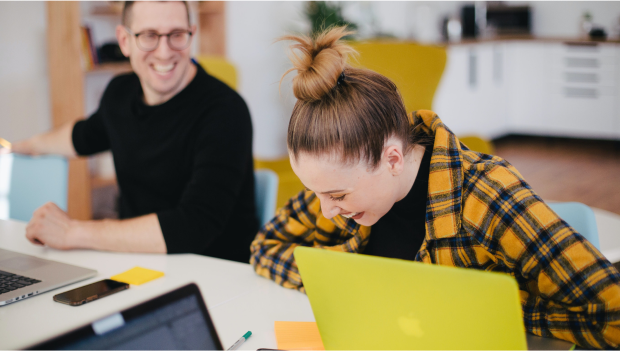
[199,1,226,57]
[47,2,92,220]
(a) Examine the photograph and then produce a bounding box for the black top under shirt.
[363,147,432,261]
[72,64,258,263]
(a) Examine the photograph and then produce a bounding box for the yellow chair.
[195,56,238,90]
[349,41,447,111]
[348,44,495,156]
[254,157,304,210]
[458,135,495,155]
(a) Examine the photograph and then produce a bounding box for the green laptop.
[294,247,527,350]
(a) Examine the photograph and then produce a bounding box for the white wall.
[343,1,620,41]
[227,1,308,159]
[341,2,462,42]
[0,2,50,143]
[519,1,620,38]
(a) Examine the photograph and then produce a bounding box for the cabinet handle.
[493,46,502,84]
[468,50,477,88]
[565,57,599,68]
[565,72,598,83]
[564,87,598,98]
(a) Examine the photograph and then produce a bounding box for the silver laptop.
[0,248,97,306]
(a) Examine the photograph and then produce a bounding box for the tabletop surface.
[2,214,614,350]
[0,219,313,350]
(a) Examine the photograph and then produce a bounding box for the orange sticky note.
[110,266,164,285]
[275,321,325,350]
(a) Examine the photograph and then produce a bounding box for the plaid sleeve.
[250,189,370,291]
[462,158,620,349]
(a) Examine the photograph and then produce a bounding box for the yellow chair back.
[349,41,447,111]
[195,56,238,91]
[254,157,304,210]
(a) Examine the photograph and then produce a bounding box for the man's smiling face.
[117,1,196,105]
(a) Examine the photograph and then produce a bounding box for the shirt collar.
[413,110,464,240]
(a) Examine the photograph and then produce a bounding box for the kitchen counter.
[450,34,620,45]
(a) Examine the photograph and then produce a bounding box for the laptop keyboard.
[0,270,41,294]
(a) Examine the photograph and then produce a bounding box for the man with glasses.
[10,1,258,262]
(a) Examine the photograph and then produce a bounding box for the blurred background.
[0,1,619,221]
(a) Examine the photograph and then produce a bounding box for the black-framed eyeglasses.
[125,27,193,52]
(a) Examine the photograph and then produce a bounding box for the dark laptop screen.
[65,294,217,350]
[34,283,223,350]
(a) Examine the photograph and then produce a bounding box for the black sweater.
[72,64,258,262]
[363,147,431,260]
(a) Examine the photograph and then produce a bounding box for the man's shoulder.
[108,72,140,89]
[198,68,245,103]
[101,72,140,102]
[194,68,250,119]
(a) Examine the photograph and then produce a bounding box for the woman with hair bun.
[250,26,620,349]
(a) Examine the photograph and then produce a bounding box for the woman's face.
[290,140,408,226]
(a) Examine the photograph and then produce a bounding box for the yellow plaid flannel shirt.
[250,110,620,349]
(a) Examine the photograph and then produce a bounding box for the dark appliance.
[461,5,478,38]
[486,5,531,35]
[461,4,532,38]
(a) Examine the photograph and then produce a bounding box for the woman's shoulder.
[461,149,529,195]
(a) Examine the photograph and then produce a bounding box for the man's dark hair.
[122,1,191,27]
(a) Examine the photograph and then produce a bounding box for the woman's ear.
[384,144,405,176]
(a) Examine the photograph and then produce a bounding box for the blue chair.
[548,202,600,250]
[0,154,68,222]
[255,169,279,227]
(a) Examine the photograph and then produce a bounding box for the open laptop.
[32,283,223,350]
[0,248,97,306]
[294,247,528,350]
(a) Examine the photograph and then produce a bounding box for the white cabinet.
[545,43,618,138]
[434,43,508,139]
[435,40,620,140]
[504,42,549,135]
[434,44,478,135]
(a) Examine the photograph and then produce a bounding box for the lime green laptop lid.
[294,247,527,350]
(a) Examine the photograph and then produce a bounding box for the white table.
[0,219,311,350]
[593,207,620,263]
[2,210,620,350]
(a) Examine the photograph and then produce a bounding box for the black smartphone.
[53,279,129,306]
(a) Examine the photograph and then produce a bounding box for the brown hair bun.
[280,26,356,102]
[283,26,423,170]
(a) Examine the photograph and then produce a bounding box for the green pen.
[227,331,252,350]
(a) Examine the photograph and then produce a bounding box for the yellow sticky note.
[275,321,325,350]
[0,138,11,149]
[110,267,164,285]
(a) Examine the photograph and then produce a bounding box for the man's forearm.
[12,120,78,157]
[71,214,167,253]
